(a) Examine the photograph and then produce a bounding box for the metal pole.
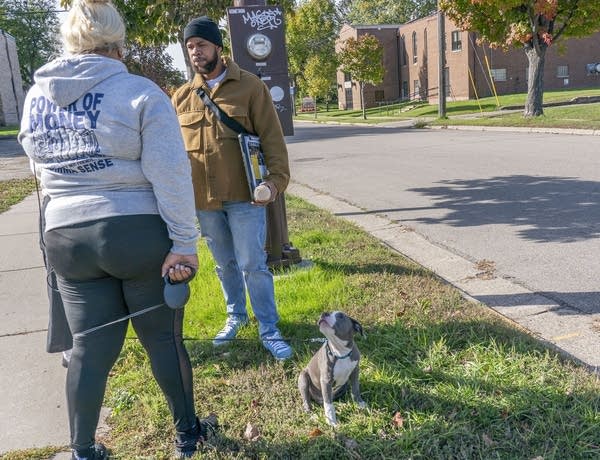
[438,3,447,118]
[230,0,302,269]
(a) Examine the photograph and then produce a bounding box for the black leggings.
[45,214,196,451]
[39,194,72,352]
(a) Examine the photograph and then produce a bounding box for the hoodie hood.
[34,54,127,107]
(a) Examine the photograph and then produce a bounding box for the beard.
[192,48,219,76]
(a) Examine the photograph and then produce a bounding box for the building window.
[344,72,351,82]
[400,35,407,66]
[451,30,462,51]
[345,88,353,110]
[412,31,418,64]
[490,68,507,81]
[374,90,385,102]
[557,65,569,78]
[402,81,409,99]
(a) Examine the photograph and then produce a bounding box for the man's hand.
[252,180,278,206]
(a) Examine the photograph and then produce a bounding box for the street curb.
[429,124,600,136]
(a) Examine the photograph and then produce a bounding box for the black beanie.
[183,16,223,47]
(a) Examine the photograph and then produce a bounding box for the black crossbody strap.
[196,88,249,135]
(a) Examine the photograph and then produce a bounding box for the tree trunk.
[524,44,546,117]
[360,82,366,120]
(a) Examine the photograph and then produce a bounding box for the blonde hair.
[61,0,125,55]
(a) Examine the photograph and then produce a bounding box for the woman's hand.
[161,252,199,282]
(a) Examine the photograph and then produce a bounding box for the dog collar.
[326,340,352,360]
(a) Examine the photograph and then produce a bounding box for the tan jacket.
[171,57,290,210]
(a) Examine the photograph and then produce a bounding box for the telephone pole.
[438,2,447,118]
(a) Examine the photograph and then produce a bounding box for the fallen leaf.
[244,422,260,441]
[308,428,323,438]
[392,411,404,428]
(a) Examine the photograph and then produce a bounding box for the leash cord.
[73,303,165,339]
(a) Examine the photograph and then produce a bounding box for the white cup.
[254,184,271,202]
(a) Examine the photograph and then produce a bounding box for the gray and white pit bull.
[298,311,366,426]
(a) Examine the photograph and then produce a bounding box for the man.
[172,16,292,360]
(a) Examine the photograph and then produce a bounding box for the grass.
[7,196,597,459]
[294,88,600,129]
[0,178,36,213]
[430,102,600,130]
[0,125,18,137]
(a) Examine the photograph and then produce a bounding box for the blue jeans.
[197,201,280,338]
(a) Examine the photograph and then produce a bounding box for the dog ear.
[352,319,364,337]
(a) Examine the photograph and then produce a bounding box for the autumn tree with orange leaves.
[439,0,600,116]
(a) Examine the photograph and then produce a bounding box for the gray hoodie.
[18,54,198,255]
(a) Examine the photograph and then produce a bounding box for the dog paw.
[357,400,367,409]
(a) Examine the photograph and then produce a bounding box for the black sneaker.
[71,442,108,460]
[174,415,218,459]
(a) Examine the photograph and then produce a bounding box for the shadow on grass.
[313,259,430,278]
[181,316,600,459]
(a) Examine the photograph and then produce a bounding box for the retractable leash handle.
[163,266,197,310]
[73,267,197,339]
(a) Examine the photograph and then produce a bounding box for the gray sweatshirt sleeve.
[139,90,198,255]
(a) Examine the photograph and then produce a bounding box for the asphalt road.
[286,122,600,369]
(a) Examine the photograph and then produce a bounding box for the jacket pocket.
[177,111,204,151]
[216,104,250,139]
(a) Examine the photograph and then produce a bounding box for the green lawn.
[0,125,19,137]
[295,88,600,129]
[0,178,36,213]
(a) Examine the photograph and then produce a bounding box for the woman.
[19,1,204,458]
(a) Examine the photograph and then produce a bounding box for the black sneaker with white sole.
[174,415,218,458]
[71,442,108,460]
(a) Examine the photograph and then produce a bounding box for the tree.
[343,0,437,25]
[286,0,339,105]
[0,0,61,87]
[60,0,231,79]
[303,54,338,118]
[440,0,600,117]
[337,33,384,119]
[122,41,186,94]
[107,0,294,79]
[61,0,296,79]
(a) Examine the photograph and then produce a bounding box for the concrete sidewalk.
[0,192,71,455]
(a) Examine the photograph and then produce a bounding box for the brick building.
[0,29,25,126]
[337,13,600,110]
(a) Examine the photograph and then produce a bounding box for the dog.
[298,311,366,426]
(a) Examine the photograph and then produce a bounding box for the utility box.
[227,2,301,269]
[227,5,294,136]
